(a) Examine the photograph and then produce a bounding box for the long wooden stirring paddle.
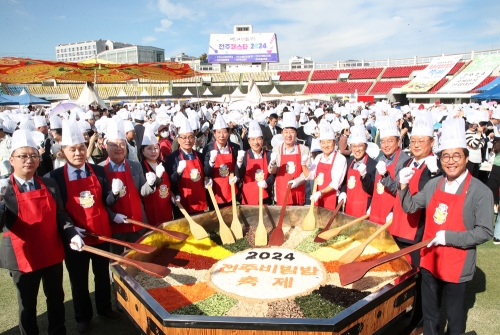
[255,187,267,246]
[338,238,433,286]
[206,185,235,245]
[313,200,345,243]
[302,178,318,231]
[84,232,157,254]
[175,200,209,240]
[82,245,170,278]
[338,220,393,264]
[229,172,243,239]
[268,181,293,246]
[126,218,188,241]
[316,213,369,242]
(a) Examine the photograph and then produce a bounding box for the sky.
[1,0,500,64]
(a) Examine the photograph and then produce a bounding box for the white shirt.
[251,149,263,159]
[268,125,277,135]
[13,174,35,191]
[410,157,425,169]
[444,171,468,194]
[66,164,88,181]
[217,142,230,154]
[282,144,297,155]
[307,151,347,191]
[109,160,126,172]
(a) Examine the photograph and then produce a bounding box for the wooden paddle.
[255,187,267,246]
[316,213,369,242]
[313,200,345,243]
[206,185,235,245]
[338,238,433,286]
[83,232,157,254]
[82,245,170,278]
[268,181,293,246]
[126,219,189,241]
[175,200,209,240]
[302,178,318,231]
[229,172,243,239]
[338,219,393,264]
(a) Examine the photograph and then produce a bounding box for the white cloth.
[66,164,87,181]
[444,171,468,194]
[306,151,347,191]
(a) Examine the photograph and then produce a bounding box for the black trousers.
[421,268,467,335]
[64,242,112,323]
[10,262,66,335]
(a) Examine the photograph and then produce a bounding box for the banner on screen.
[208,33,279,63]
[439,54,500,93]
[400,55,463,93]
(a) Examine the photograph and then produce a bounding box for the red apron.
[143,161,173,225]
[314,152,338,211]
[4,175,64,273]
[276,144,305,206]
[420,174,471,283]
[345,154,370,217]
[64,163,111,245]
[104,159,143,234]
[178,150,207,213]
[212,142,235,204]
[370,149,401,225]
[241,151,269,205]
[389,158,426,241]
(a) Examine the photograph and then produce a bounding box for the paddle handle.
[277,182,293,230]
[323,200,344,230]
[259,187,263,223]
[310,178,318,209]
[126,218,188,241]
[84,232,155,254]
[230,173,238,220]
[363,219,392,246]
[323,213,369,237]
[207,185,225,224]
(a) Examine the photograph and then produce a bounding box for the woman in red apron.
[275,142,306,206]
[344,154,372,216]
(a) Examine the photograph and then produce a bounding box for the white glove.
[257,180,268,189]
[399,167,415,185]
[357,163,367,177]
[386,212,393,223]
[427,230,446,248]
[270,152,277,165]
[288,180,298,189]
[74,227,86,238]
[204,178,213,189]
[237,150,246,161]
[366,206,371,215]
[301,154,310,166]
[113,213,128,224]
[177,160,187,174]
[310,191,322,202]
[376,161,387,176]
[425,155,439,173]
[338,192,347,204]
[209,150,218,163]
[171,195,181,205]
[146,172,156,186]
[69,235,85,252]
[155,164,165,179]
[111,178,124,196]
[0,178,9,196]
[229,175,238,184]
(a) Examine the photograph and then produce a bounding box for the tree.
[199,53,207,63]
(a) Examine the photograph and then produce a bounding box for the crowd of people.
[0,97,498,335]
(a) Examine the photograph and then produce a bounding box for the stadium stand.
[304,81,372,94]
[469,76,498,93]
[428,78,449,93]
[448,62,468,75]
[277,70,311,81]
[311,68,383,81]
[241,71,278,82]
[381,65,427,78]
[368,80,410,95]
[5,85,28,95]
[209,73,241,83]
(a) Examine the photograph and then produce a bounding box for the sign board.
[439,54,500,93]
[400,55,462,93]
[208,33,279,63]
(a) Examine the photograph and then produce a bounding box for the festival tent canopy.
[477,76,500,91]
[76,84,106,108]
[117,89,128,97]
[245,79,262,104]
[471,84,500,100]
[183,88,193,96]
[231,87,244,97]
[6,91,50,105]
[139,89,150,96]
[0,94,20,106]
[161,88,172,96]
[202,88,213,96]
[269,86,281,95]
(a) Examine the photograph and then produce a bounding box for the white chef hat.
[299,112,308,124]
[106,119,126,141]
[134,110,146,121]
[50,116,63,129]
[123,120,134,133]
[319,122,335,141]
[439,117,466,152]
[360,109,369,119]
[213,113,229,130]
[141,123,158,146]
[19,120,36,132]
[85,111,94,120]
[173,113,187,128]
[189,116,200,131]
[10,129,38,155]
[353,115,364,126]
[340,118,350,130]
[248,120,263,138]
[61,120,85,146]
[411,112,434,137]
[314,108,325,118]
[281,112,297,129]
[3,119,18,134]
[377,115,399,138]
[492,109,500,120]
[178,117,193,134]
[293,104,302,116]
[310,138,322,153]
[33,115,47,128]
[350,125,367,144]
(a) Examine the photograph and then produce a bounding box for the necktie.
[75,169,83,180]
[113,164,119,172]
[24,182,32,192]
[413,162,419,168]
[187,153,194,160]
[272,128,276,136]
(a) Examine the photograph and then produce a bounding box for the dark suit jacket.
[0,177,77,270]
[235,149,276,189]
[45,164,118,222]
[165,149,206,197]
[261,125,282,149]
[134,124,145,149]
[203,140,240,179]
[341,154,377,196]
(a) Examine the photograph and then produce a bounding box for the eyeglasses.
[380,138,397,145]
[350,144,366,149]
[13,154,40,161]
[179,135,195,141]
[410,139,430,146]
[107,142,127,149]
[440,153,463,162]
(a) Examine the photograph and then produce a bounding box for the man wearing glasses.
[398,117,493,335]
[0,130,84,335]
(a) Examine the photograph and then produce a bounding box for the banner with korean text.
[208,33,279,63]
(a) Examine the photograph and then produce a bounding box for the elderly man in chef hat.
[398,117,493,335]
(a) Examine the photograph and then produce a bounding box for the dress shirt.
[13,174,35,192]
[444,171,468,194]
[282,144,297,155]
[180,148,195,160]
[66,164,88,181]
[381,151,398,166]
[269,125,276,136]
[252,150,263,159]
[410,157,425,169]
[217,142,230,154]
[109,160,126,172]
[307,151,347,191]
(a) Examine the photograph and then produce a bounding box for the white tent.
[231,87,244,97]
[202,87,213,96]
[183,88,193,96]
[117,89,128,97]
[76,84,106,108]
[139,89,150,97]
[269,86,281,95]
[161,88,172,96]
[19,89,28,95]
[245,79,262,104]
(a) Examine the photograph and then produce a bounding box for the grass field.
[1,236,499,335]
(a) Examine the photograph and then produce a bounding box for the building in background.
[97,45,165,64]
